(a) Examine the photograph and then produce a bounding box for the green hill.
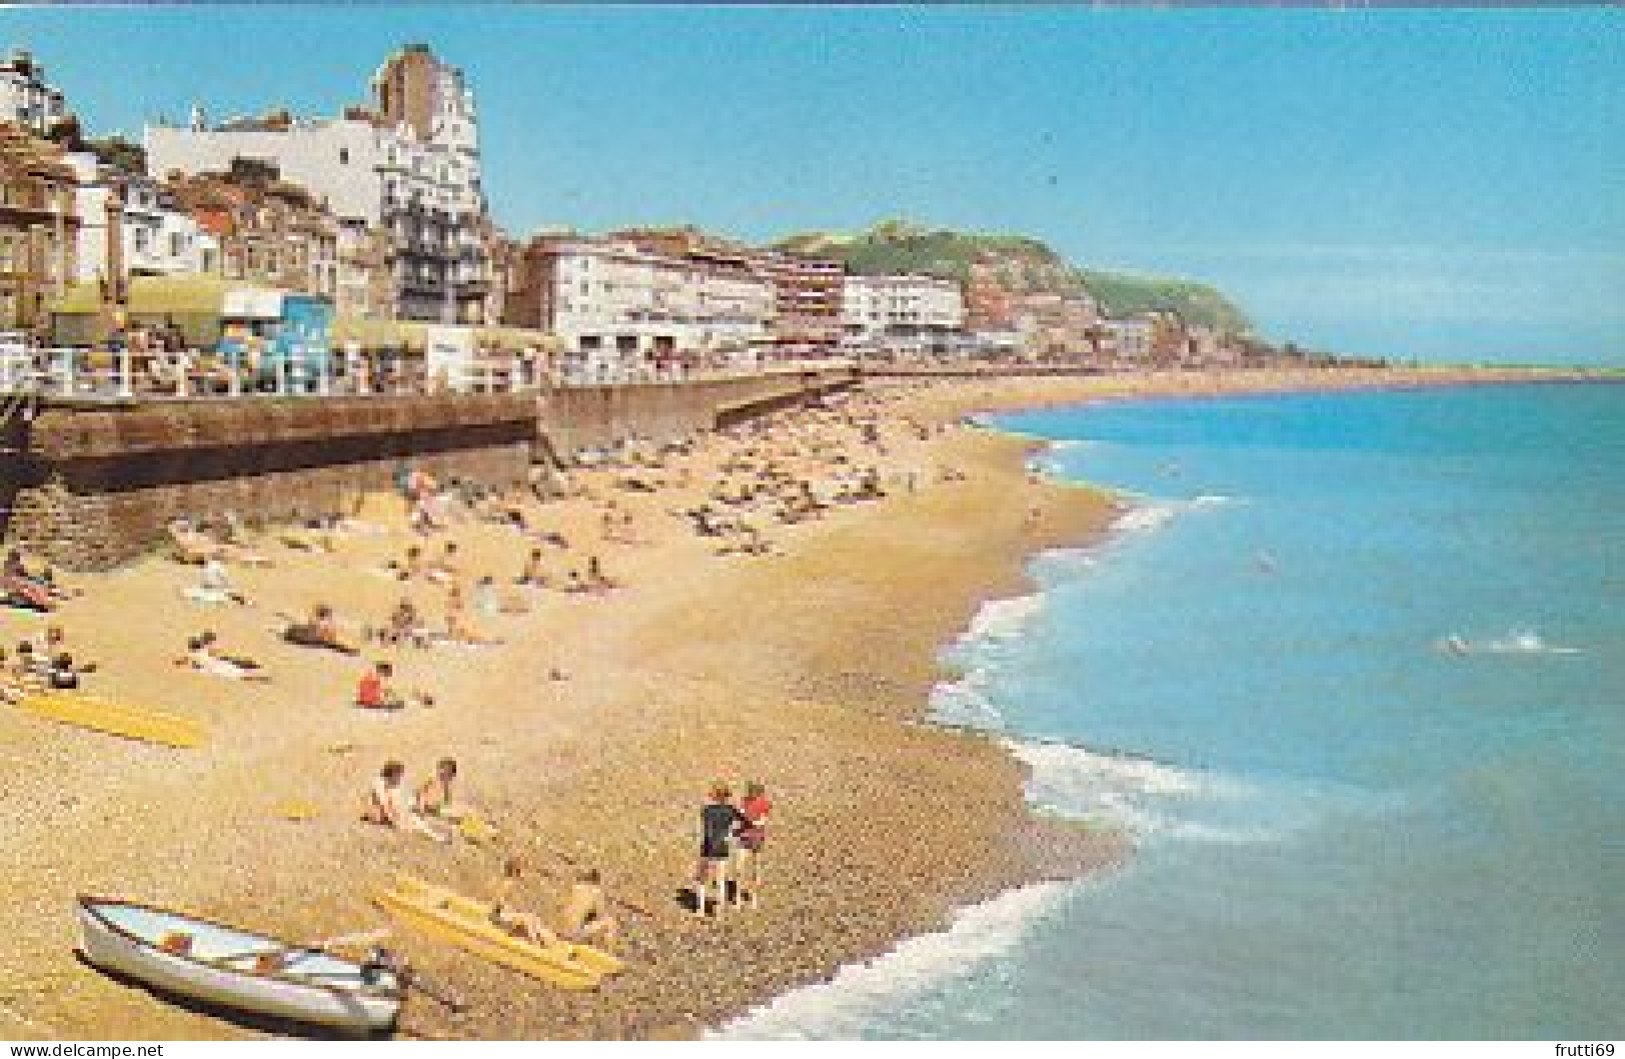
[1078,268,1251,334]
[776,219,1250,333]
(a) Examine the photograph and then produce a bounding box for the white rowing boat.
[77,896,403,1036]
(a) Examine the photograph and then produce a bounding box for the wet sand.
[0,364,1573,1040]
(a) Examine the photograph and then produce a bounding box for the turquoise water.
[723,382,1623,1040]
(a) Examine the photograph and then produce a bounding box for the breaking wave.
[709,882,1075,1040]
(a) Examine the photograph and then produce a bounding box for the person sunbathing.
[425,542,462,585]
[0,649,22,704]
[281,604,359,655]
[585,556,619,593]
[181,558,250,606]
[178,633,269,682]
[47,652,83,691]
[444,583,501,645]
[516,548,548,588]
[360,760,448,842]
[413,757,471,822]
[557,868,620,952]
[11,641,47,690]
[166,521,224,566]
[489,858,561,947]
[355,660,405,710]
[3,551,64,612]
[378,598,430,649]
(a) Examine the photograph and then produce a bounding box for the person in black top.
[693,783,748,917]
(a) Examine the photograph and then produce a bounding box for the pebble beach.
[0,364,1581,1041]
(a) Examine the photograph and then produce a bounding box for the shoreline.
[0,364,1583,1040]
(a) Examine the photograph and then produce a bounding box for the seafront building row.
[0,43,1244,389]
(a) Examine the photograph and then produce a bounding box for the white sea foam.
[1111,493,1241,536]
[927,671,1007,730]
[1437,629,1583,656]
[1480,629,1583,655]
[964,593,1046,642]
[1005,738,1284,844]
[709,881,1073,1040]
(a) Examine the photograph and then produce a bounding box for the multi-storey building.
[0,122,77,332]
[167,168,339,300]
[1104,316,1153,361]
[145,43,489,324]
[0,50,67,137]
[841,273,965,349]
[66,155,218,290]
[756,251,844,357]
[964,259,1016,332]
[511,233,774,376]
[1010,289,1102,361]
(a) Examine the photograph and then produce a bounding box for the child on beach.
[693,784,749,917]
[733,781,771,908]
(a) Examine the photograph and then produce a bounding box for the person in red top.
[734,781,771,908]
[356,661,403,710]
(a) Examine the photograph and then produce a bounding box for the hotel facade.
[145,44,491,324]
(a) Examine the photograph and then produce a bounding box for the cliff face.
[777,219,1251,333]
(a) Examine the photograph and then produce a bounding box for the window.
[339,147,350,165]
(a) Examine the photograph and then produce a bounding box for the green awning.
[49,275,276,318]
[331,315,428,351]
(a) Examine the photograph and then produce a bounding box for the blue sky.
[7,5,1621,365]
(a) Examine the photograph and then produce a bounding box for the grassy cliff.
[777,219,1250,333]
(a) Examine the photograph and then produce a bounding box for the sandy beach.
[0,363,1581,1041]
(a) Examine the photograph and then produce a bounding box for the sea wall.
[535,369,854,458]
[3,395,537,570]
[2,369,857,570]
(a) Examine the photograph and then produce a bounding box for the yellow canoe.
[19,692,207,749]
[372,876,623,990]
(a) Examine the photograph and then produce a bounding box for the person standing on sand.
[694,784,748,917]
[733,781,771,908]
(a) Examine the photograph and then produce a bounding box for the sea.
[718,380,1624,1040]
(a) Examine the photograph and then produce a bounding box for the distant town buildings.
[841,273,966,355]
[2,38,1255,370]
[0,122,77,332]
[508,231,777,376]
[0,49,66,137]
[145,43,490,324]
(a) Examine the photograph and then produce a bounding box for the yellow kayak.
[19,692,207,749]
[372,876,624,990]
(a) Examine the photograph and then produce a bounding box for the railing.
[0,346,857,403]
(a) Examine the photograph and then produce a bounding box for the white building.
[1105,316,1153,360]
[65,153,217,285]
[0,49,67,135]
[144,44,488,323]
[521,236,775,379]
[841,273,966,350]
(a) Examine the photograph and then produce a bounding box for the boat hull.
[77,898,401,1036]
